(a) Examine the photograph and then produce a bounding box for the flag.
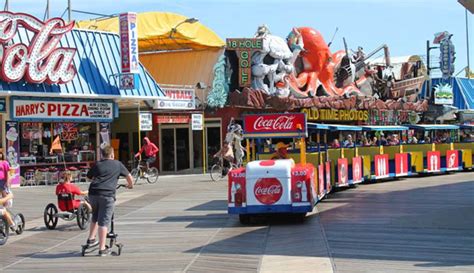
[50,136,62,153]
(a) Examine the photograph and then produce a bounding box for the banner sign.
[395,153,409,177]
[352,156,363,183]
[337,158,349,186]
[191,114,203,130]
[119,12,139,74]
[226,38,263,87]
[243,113,307,138]
[139,112,153,131]
[325,161,331,193]
[0,12,76,84]
[318,164,325,197]
[374,154,389,178]
[11,97,114,122]
[154,86,195,110]
[302,108,368,122]
[445,150,459,171]
[5,121,20,188]
[120,73,140,90]
[433,83,453,105]
[427,151,441,172]
[155,115,190,124]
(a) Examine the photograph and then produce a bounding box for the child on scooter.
[56,172,92,212]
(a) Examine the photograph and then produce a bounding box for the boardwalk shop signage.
[11,98,114,122]
[301,108,368,122]
[226,38,263,87]
[0,12,76,84]
[154,86,195,110]
[243,113,307,138]
[119,12,139,74]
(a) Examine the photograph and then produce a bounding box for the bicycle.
[130,159,159,185]
[210,157,239,182]
[0,208,25,246]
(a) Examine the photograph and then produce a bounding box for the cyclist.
[134,137,159,170]
[56,172,92,212]
[0,188,15,231]
[213,141,234,176]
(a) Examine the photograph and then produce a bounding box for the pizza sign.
[12,98,114,122]
[0,12,76,84]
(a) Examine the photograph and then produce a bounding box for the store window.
[19,122,97,164]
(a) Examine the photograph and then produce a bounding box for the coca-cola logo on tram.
[244,113,306,135]
[0,12,77,84]
[254,177,283,205]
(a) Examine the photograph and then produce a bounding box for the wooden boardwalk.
[1,172,473,272]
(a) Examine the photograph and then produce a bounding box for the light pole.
[169,17,199,38]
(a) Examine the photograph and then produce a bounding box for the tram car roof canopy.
[406,124,460,130]
[361,125,409,131]
[307,123,362,131]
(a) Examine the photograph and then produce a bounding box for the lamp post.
[169,17,199,38]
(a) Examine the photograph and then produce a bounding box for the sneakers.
[98,247,111,257]
[9,223,17,232]
[86,239,99,248]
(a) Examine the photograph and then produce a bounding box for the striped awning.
[0,27,164,100]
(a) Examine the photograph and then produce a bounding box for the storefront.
[0,12,165,187]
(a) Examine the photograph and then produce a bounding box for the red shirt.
[56,183,82,211]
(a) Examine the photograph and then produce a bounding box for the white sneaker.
[10,223,17,232]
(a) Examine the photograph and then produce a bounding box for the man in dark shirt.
[86,145,133,256]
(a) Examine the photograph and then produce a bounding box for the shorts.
[144,156,156,165]
[0,180,6,191]
[88,195,115,227]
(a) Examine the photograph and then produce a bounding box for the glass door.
[161,128,175,172]
[176,128,189,171]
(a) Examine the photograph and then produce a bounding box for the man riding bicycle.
[134,137,159,169]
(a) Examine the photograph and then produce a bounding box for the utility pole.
[426,40,439,101]
[4,0,8,11]
[466,8,471,78]
[68,0,72,22]
[45,0,50,20]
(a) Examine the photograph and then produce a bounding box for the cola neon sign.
[0,12,76,84]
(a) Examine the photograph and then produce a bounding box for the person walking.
[86,145,133,256]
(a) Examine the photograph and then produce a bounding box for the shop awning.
[307,123,362,131]
[0,28,164,101]
[406,124,460,130]
[460,124,474,129]
[361,125,409,131]
[76,12,225,51]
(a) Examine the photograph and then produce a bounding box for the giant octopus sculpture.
[286,27,368,98]
[224,25,428,112]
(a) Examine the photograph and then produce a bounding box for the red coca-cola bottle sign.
[254,177,283,205]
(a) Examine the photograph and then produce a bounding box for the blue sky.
[7,0,473,76]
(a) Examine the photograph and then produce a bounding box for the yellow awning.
[76,11,225,51]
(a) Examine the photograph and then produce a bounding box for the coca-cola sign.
[254,177,283,205]
[0,12,76,84]
[244,113,307,138]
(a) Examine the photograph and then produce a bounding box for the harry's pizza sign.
[12,98,114,122]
